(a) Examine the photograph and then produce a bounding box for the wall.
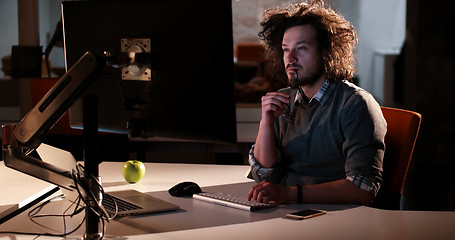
[357,0,406,95]
[39,0,65,70]
[1,1,406,95]
[0,0,63,78]
[0,0,18,78]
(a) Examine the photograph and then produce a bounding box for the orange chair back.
[380,107,421,195]
[235,43,266,62]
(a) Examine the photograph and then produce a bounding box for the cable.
[28,194,85,235]
[0,193,86,237]
[72,163,117,220]
[0,163,117,238]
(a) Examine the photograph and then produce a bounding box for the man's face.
[282,24,325,87]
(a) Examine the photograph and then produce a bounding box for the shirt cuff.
[248,144,274,180]
[346,174,381,197]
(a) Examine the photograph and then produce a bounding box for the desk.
[1,162,454,240]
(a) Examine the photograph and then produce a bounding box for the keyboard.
[193,192,276,212]
[102,193,143,214]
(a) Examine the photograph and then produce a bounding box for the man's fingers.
[248,181,273,203]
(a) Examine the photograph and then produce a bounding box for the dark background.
[399,0,455,210]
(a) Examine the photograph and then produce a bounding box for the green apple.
[122,160,146,183]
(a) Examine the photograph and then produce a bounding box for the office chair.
[372,106,422,210]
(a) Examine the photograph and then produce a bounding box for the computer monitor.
[62,0,237,144]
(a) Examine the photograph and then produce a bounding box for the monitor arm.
[2,51,103,190]
[2,51,109,239]
[2,46,150,239]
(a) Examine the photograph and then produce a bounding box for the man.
[247,0,387,205]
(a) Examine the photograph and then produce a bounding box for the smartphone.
[285,209,327,220]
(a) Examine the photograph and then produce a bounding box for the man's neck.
[300,74,326,99]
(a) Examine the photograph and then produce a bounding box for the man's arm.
[300,179,374,204]
[253,92,290,168]
[253,121,279,168]
[248,179,374,205]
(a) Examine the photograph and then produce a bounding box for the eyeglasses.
[278,87,294,123]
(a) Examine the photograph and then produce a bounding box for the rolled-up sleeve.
[248,144,274,182]
[347,174,381,197]
[248,145,286,183]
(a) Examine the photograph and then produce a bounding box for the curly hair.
[259,0,358,82]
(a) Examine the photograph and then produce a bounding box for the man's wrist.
[259,119,275,128]
[287,185,300,203]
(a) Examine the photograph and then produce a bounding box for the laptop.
[36,144,179,218]
[0,185,60,224]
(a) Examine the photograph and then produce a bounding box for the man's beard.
[287,64,324,88]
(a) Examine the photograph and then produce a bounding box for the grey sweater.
[250,80,386,192]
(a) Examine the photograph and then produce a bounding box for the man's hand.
[260,92,290,125]
[247,180,294,205]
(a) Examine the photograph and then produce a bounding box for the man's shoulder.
[326,80,381,114]
[338,80,366,93]
[335,81,376,102]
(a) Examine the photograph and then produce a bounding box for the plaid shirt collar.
[294,79,335,106]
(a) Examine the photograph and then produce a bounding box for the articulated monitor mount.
[2,39,151,239]
[3,52,101,189]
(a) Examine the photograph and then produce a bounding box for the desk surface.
[1,161,454,240]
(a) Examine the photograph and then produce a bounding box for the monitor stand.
[81,95,103,240]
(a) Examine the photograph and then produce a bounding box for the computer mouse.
[168,181,202,197]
